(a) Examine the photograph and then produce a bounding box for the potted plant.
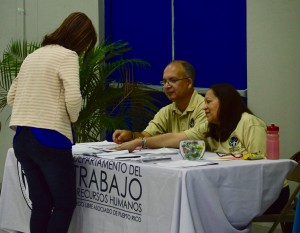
[0,40,160,142]
[0,40,40,134]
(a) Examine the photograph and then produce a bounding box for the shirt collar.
[171,89,199,114]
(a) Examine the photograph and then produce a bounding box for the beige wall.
[247,0,300,159]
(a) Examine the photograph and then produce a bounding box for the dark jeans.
[13,127,76,233]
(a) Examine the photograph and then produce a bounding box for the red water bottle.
[266,123,280,160]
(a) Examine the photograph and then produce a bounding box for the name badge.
[189,118,195,128]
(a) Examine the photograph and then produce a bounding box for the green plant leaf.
[0,39,161,139]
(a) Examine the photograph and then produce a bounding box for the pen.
[82,153,97,157]
[141,157,172,162]
[114,156,141,159]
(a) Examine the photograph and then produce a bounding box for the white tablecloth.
[0,147,297,233]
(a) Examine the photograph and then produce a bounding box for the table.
[0,145,297,233]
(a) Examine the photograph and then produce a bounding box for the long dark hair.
[206,83,253,141]
[41,12,97,60]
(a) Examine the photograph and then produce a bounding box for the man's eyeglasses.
[160,77,189,86]
[216,152,243,158]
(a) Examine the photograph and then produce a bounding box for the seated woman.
[112,83,289,215]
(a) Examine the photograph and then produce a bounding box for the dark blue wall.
[105,0,247,90]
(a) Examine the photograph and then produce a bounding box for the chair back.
[287,162,300,183]
[290,150,300,163]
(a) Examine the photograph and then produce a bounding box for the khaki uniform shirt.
[185,113,289,187]
[185,112,267,154]
[144,90,206,136]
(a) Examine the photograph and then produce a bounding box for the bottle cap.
[267,123,279,132]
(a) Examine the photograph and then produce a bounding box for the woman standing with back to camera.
[7,12,97,233]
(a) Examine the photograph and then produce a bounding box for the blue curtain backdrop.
[104,0,247,90]
[105,0,172,86]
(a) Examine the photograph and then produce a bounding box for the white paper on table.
[75,140,116,146]
[205,156,240,161]
[72,141,117,155]
[95,150,134,159]
[72,147,100,155]
[155,160,217,168]
[133,148,179,155]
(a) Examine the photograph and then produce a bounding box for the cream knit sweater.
[7,45,82,142]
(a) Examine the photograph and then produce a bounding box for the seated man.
[112,60,207,144]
